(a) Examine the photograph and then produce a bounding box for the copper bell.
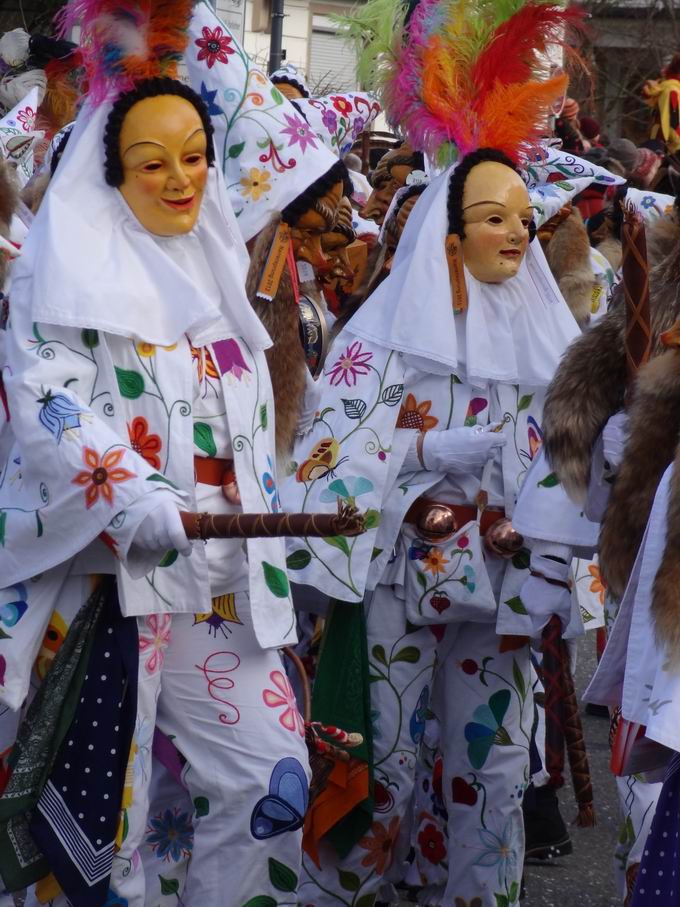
[417,503,458,543]
[484,518,524,559]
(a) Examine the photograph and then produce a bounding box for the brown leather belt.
[194,455,234,486]
[405,498,506,537]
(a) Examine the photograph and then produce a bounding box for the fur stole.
[543,208,680,504]
[544,209,595,328]
[599,351,680,600]
[246,218,309,464]
[652,409,680,660]
[597,236,622,273]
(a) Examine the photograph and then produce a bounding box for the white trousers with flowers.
[298,584,532,907]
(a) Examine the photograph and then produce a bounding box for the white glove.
[131,500,192,558]
[421,423,506,475]
[601,411,628,473]
[519,552,572,639]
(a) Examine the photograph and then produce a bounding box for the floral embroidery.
[331,95,353,116]
[72,447,135,509]
[135,342,177,358]
[422,547,449,576]
[358,816,401,875]
[239,167,272,201]
[212,338,251,382]
[37,390,82,444]
[418,821,446,864]
[397,393,439,431]
[464,689,512,769]
[146,808,194,861]
[280,112,318,154]
[352,116,366,139]
[138,614,171,674]
[191,344,220,384]
[325,340,373,387]
[128,417,162,470]
[195,25,235,68]
[473,817,521,886]
[262,669,305,736]
[321,108,338,132]
[588,563,606,605]
[16,107,35,131]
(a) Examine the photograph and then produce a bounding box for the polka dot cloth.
[30,586,138,907]
[631,752,680,905]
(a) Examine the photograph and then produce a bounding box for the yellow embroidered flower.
[422,547,449,576]
[397,393,439,431]
[135,342,177,357]
[588,563,606,605]
[240,167,272,202]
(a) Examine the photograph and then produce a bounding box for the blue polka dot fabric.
[632,752,680,905]
[29,582,138,907]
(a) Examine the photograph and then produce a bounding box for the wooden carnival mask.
[290,179,343,271]
[118,94,209,236]
[361,143,421,225]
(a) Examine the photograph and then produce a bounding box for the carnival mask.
[461,161,532,283]
[118,94,208,236]
[290,179,343,270]
[361,143,419,225]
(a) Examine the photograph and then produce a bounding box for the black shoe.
[523,784,573,862]
[585,702,610,719]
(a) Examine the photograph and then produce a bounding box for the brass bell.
[417,504,458,543]
[484,518,524,558]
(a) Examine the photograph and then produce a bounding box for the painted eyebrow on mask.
[122,128,206,156]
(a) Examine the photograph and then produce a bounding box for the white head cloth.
[294,93,381,158]
[347,167,579,386]
[625,187,675,223]
[12,99,271,350]
[523,145,625,190]
[185,0,338,241]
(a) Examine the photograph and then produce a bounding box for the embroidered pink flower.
[139,614,172,674]
[16,106,35,132]
[72,447,136,509]
[263,670,304,736]
[195,26,235,68]
[280,113,318,154]
[212,338,251,381]
[325,340,373,387]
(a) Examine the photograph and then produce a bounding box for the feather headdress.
[342,0,582,165]
[57,0,194,105]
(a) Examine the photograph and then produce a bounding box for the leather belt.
[194,455,234,486]
[405,498,506,538]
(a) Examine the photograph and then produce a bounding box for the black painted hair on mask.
[281,160,349,226]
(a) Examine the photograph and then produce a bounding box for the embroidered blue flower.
[474,815,521,886]
[319,475,374,503]
[200,82,224,116]
[146,808,194,862]
[0,583,28,629]
[464,689,512,769]
[103,890,128,907]
[461,565,476,594]
[37,390,81,444]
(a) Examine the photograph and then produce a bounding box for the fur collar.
[544,210,595,329]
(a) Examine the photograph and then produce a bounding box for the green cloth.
[311,599,374,857]
[0,578,109,892]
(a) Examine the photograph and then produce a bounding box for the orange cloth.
[303,757,369,868]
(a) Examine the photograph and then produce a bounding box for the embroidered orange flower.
[72,447,136,509]
[136,342,177,357]
[128,417,162,470]
[422,547,449,576]
[191,345,220,383]
[239,167,272,201]
[359,816,400,875]
[397,394,439,431]
[588,563,606,605]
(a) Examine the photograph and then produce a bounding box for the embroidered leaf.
[338,869,361,891]
[121,808,129,843]
[114,367,144,400]
[271,86,284,105]
[509,881,520,902]
[81,329,99,349]
[146,473,178,489]
[517,393,534,413]
[356,896,377,907]
[268,857,298,892]
[194,422,217,457]
[505,596,528,615]
[317,406,335,421]
[372,644,387,666]
[32,323,46,343]
[159,876,179,896]
[371,546,383,561]
[512,658,526,699]
[393,646,421,664]
[35,512,43,538]
[538,472,559,488]
[228,141,246,159]
[0,511,5,546]
[381,384,404,407]
[511,548,530,571]
[287,549,312,570]
[262,561,290,598]
[363,508,381,529]
[495,896,509,907]
[259,403,268,430]
[416,571,427,590]
[159,549,178,568]
[242,899,277,907]
[193,796,210,817]
[323,535,350,556]
[0,627,11,640]
[342,398,367,420]
[580,606,595,623]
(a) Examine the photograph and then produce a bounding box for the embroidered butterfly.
[250,757,309,840]
[521,415,543,462]
[296,437,348,483]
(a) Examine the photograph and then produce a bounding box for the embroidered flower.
[588,563,606,605]
[331,95,353,116]
[191,345,220,383]
[239,167,272,201]
[263,670,305,736]
[37,390,81,444]
[16,106,35,132]
[358,816,400,875]
[422,547,449,576]
[418,822,446,864]
[464,689,512,769]
[325,340,373,387]
[195,25,235,68]
[102,890,128,907]
[212,338,251,382]
[321,108,338,132]
[397,394,439,431]
[138,614,172,674]
[128,417,162,470]
[473,816,521,886]
[352,116,365,139]
[280,113,318,154]
[146,808,194,862]
[72,447,135,509]
[461,564,476,593]
[135,341,177,357]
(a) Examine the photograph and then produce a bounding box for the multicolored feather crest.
[344,0,582,165]
[57,0,194,105]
